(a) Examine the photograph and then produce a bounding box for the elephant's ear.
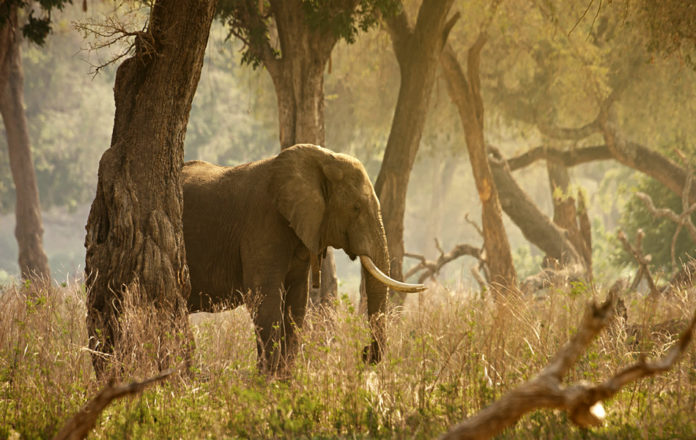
[271,145,332,254]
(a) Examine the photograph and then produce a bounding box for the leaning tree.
[84,0,216,376]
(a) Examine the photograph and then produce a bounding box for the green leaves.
[0,0,73,46]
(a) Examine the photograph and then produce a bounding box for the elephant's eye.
[352,203,361,214]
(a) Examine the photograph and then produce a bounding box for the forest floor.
[1,278,695,439]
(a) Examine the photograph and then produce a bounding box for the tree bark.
[441,38,517,290]
[547,161,592,274]
[84,0,215,376]
[0,8,50,281]
[507,144,613,171]
[254,0,340,305]
[374,0,457,302]
[487,148,582,267]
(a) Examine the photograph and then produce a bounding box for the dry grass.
[1,279,695,439]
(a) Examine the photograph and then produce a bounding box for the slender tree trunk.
[374,0,457,303]
[546,161,592,274]
[84,0,215,377]
[441,39,517,290]
[0,9,50,280]
[261,0,340,305]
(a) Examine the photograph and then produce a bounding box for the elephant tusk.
[360,256,427,293]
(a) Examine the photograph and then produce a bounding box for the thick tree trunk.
[260,0,340,305]
[84,0,215,376]
[441,39,517,290]
[0,10,50,281]
[374,0,457,302]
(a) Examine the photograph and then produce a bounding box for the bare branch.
[635,192,696,243]
[440,300,696,440]
[464,213,484,237]
[52,369,175,440]
[506,145,613,171]
[405,242,482,284]
[617,229,660,297]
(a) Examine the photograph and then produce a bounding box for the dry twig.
[441,297,696,440]
[52,369,174,440]
[405,240,482,284]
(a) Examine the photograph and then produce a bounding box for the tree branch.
[441,300,696,440]
[405,241,482,284]
[53,369,174,440]
[617,229,660,297]
[506,145,613,171]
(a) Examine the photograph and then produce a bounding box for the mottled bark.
[374,0,457,302]
[0,8,50,280]
[84,0,215,376]
[441,37,517,290]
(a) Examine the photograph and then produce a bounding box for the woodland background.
[1,1,696,438]
[1,0,694,292]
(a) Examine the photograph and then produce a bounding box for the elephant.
[182,144,424,374]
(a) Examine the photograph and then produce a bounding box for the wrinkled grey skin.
[183,144,389,374]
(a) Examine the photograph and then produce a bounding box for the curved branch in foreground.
[440,298,696,440]
[52,369,174,440]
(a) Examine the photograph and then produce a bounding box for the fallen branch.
[441,297,696,440]
[405,240,482,284]
[52,369,175,440]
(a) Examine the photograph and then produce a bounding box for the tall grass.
[1,280,694,439]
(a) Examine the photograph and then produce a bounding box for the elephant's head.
[271,144,425,363]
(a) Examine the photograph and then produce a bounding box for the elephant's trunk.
[360,235,392,364]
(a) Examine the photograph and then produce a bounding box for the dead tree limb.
[405,240,482,284]
[440,299,696,440]
[617,229,660,297]
[52,369,174,440]
[635,193,696,244]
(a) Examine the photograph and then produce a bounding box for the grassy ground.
[1,279,695,439]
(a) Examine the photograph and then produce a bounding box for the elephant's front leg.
[252,286,287,375]
[281,255,311,368]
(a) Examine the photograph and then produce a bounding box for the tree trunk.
[374,0,457,303]
[84,0,215,377]
[441,39,517,291]
[254,1,341,306]
[0,9,50,281]
[547,161,592,274]
[487,149,582,267]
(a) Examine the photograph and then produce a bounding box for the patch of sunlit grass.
[1,278,694,439]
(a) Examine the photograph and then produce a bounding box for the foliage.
[612,1,696,69]
[616,142,696,274]
[1,281,695,438]
[0,0,74,45]
[216,0,400,67]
